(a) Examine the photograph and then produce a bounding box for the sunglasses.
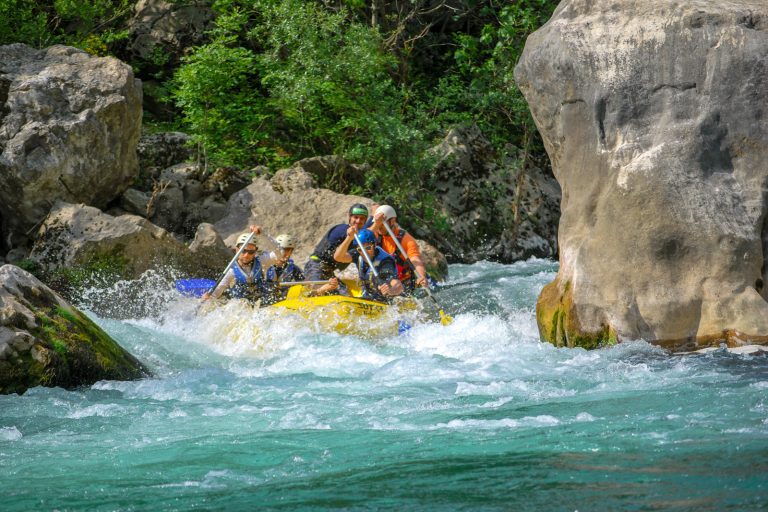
[241,249,257,254]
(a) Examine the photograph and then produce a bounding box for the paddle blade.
[286,284,305,300]
[175,278,216,298]
[438,309,453,326]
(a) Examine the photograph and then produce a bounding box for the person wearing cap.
[303,203,370,296]
[332,227,403,302]
[367,205,428,295]
[203,232,265,302]
[262,234,305,304]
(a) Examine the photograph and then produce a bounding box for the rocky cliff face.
[515,0,768,350]
[427,125,561,263]
[0,44,142,250]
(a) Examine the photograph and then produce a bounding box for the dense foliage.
[1,0,559,237]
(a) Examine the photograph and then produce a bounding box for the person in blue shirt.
[263,233,305,305]
[203,233,265,303]
[303,203,369,296]
[332,228,403,303]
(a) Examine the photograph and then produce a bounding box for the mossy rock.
[536,277,617,350]
[0,265,151,395]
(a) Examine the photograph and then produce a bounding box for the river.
[1,259,767,510]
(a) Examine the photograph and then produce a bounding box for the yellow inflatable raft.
[269,280,418,337]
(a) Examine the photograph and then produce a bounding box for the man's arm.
[377,259,403,297]
[203,271,235,300]
[403,234,428,286]
[333,226,358,263]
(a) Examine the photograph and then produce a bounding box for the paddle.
[203,230,256,300]
[278,280,332,287]
[380,221,453,325]
[353,232,381,283]
[175,278,216,298]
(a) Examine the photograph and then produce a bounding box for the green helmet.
[348,203,369,217]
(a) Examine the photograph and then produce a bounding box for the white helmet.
[375,205,397,220]
[274,234,295,249]
[236,233,256,246]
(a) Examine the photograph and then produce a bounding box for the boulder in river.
[0,265,149,395]
[29,201,226,280]
[515,0,768,350]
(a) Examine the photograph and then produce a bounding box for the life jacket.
[265,259,302,284]
[228,260,263,300]
[357,247,397,302]
[263,259,302,304]
[378,228,415,286]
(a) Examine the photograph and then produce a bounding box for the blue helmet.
[354,229,376,246]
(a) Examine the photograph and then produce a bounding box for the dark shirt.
[310,223,350,266]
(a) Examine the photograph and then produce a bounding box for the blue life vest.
[356,247,398,302]
[265,259,302,283]
[264,259,304,304]
[228,260,264,300]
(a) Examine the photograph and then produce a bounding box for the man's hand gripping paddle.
[381,221,453,326]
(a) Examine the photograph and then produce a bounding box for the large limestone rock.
[0,44,142,249]
[0,265,149,395]
[214,169,374,267]
[515,0,768,350]
[29,202,226,279]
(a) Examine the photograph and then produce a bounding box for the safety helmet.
[348,203,369,217]
[236,233,256,246]
[274,234,295,249]
[375,205,396,220]
[354,229,377,246]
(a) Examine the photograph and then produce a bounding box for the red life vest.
[378,228,413,284]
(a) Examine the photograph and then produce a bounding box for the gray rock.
[515,0,768,349]
[271,166,317,193]
[4,248,27,264]
[127,0,215,67]
[136,132,194,174]
[120,188,152,217]
[29,201,209,278]
[428,125,560,262]
[188,223,232,274]
[291,155,366,193]
[0,44,142,249]
[201,166,251,198]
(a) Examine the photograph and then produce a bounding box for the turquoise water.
[1,260,767,511]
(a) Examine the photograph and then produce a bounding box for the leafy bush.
[0,0,132,53]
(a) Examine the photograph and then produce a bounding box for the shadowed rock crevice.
[0,75,10,126]
[697,112,733,176]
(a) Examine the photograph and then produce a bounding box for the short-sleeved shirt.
[308,223,350,266]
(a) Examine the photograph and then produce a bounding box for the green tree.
[0,0,132,53]
[173,41,269,167]
[173,0,428,190]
